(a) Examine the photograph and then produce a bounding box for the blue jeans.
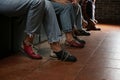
[73,4,83,30]
[0,0,61,43]
[51,2,74,33]
[44,0,61,43]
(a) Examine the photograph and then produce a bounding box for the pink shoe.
[23,44,42,59]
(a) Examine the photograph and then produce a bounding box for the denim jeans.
[0,0,45,35]
[73,4,83,30]
[44,0,61,43]
[0,0,61,43]
[51,2,74,33]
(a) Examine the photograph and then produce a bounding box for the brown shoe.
[65,40,84,48]
[86,19,101,31]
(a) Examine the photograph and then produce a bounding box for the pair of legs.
[0,0,76,62]
[81,0,101,31]
[72,3,90,36]
[0,0,45,59]
[51,1,85,48]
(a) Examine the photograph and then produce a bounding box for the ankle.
[50,42,62,52]
[24,35,34,45]
[65,32,74,42]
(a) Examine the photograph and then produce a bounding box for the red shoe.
[65,40,84,48]
[23,44,42,59]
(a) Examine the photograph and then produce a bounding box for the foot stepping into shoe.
[54,50,77,62]
[22,43,42,59]
[65,40,84,48]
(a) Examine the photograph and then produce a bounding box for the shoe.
[23,43,42,59]
[50,52,57,58]
[73,35,86,44]
[87,20,101,31]
[65,40,84,48]
[54,50,77,62]
[74,30,90,36]
[86,27,101,31]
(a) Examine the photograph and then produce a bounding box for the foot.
[22,43,42,59]
[54,50,77,62]
[65,40,84,48]
[74,29,90,36]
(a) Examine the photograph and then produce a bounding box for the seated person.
[0,0,77,62]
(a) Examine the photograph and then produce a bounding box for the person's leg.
[51,2,85,48]
[22,0,45,59]
[0,0,45,59]
[43,0,77,62]
[86,0,101,31]
[73,4,90,36]
[23,0,45,59]
[61,3,87,44]
[25,0,45,35]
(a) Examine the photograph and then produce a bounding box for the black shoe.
[73,35,86,44]
[54,50,77,62]
[74,30,90,36]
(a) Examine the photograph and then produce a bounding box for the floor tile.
[0,24,120,80]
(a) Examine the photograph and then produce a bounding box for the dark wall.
[0,15,47,59]
[96,0,120,24]
[0,16,12,58]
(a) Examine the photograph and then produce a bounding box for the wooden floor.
[0,24,120,80]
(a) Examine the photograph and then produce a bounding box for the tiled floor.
[0,24,120,80]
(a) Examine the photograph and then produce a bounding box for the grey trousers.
[0,0,61,43]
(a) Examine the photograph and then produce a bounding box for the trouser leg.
[0,0,45,35]
[51,2,73,33]
[59,3,73,33]
[73,4,83,30]
[51,2,65,14]
[25,0,45,35]
[43,0,61,43]
[0,0,45,59]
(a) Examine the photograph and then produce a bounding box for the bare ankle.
[50,42,62,52]
[65,32,74,42]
